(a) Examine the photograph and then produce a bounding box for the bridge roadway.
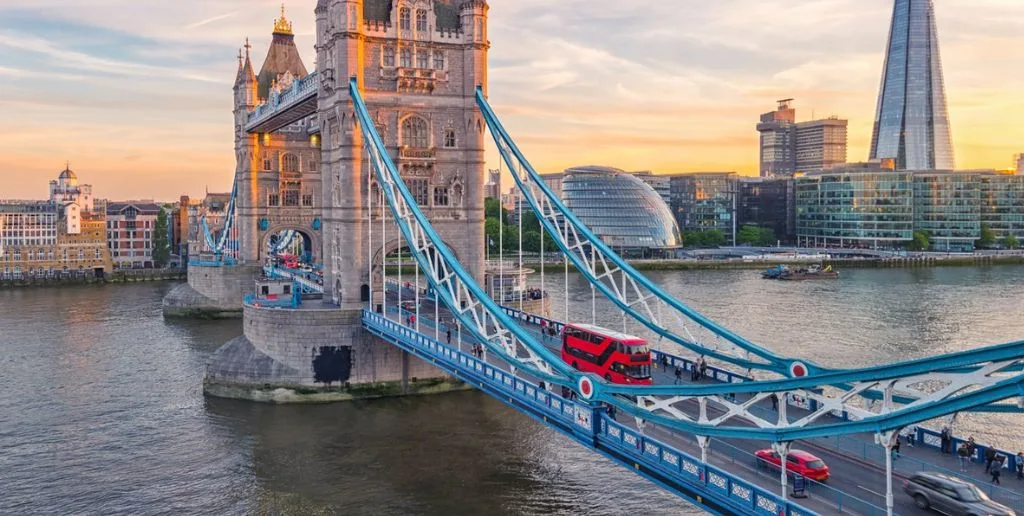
[383,287,1024,515]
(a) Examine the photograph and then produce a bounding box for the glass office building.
[795,168,914,248]
[869,0,955,170]
[668,173,737,236]
[980,173,1024,242]
[912,172,980,251]
[561,166,681,252]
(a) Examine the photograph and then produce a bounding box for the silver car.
[903,472,1015,516]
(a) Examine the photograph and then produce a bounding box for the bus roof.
[567,323,645,343]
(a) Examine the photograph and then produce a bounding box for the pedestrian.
[892,437,901,460]
[771,393,779,411]
[690,362,698,382]
[674,366,682,385]
[940,425,952,454]
[1016,452,1023,480]
[446,328,451,344]
[967,437,977,459]
[958,443,970,472]
[661,355,669,371]
[905,425,916,447]
[538,381,546,391]
[699,356,708,380]
[986,446,997,473]
[991,458,1002,484]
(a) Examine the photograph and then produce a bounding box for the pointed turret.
[234,38,258,109]
[256,3,309,100]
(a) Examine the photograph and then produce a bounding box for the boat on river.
[778,264,839,281]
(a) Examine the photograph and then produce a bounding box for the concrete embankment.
[0,268,187,288]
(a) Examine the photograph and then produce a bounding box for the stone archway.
[262,224,322,264]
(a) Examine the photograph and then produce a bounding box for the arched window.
[383,47,395,67]
[416,50,428,69]
[399,8,411,30]
[401,117,429,148]
[400,48,412,68]
[433,51,445,70]
[416,10,427,31]
[443,129,456,148]
[281,153,300,174]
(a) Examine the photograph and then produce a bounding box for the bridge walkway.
[384,285,1024,514]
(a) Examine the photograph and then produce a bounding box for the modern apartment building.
[757,99,848,177]
[106,202,162,269]
[737,177,795,244]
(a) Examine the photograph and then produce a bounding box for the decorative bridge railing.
[246,71,319,131]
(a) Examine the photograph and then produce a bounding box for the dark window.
[408,179,429,206]
[443,129,456,148]
[433,186,449,206]
[383,47,395,67]
[433,51,445,70]
[302,194,314,207]
[415,9,427,31]
[402,117,429,148]
[416,50,428,69]
[268,194,279,207]
[399,8,411,30]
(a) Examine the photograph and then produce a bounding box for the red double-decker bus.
[561,323,652,384]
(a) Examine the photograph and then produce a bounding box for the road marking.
[857,485,884,498]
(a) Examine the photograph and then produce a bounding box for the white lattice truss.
[633,359,1023,434]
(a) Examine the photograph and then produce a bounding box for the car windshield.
[956,485,988,502]
[805,460,825,469]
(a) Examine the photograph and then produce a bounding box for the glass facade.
[912,172,980,251]
[562,166,680,250]
[738,178,795,243]
[668,173,737,235]
[870,0,955,170]
[980,174,1024,241]
[796,171,914,248]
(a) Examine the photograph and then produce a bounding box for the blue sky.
[1,0,1023,200]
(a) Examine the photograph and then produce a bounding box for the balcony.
[400,147,436,161]
[381,66,448,93]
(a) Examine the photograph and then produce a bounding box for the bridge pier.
[162,264,260,318]
[203,304,465,403]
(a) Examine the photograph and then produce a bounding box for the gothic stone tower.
[235,7,324,265]
[315,0,488,310]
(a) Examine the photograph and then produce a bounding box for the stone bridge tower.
[235,7,324,266]
[315,0,489,309]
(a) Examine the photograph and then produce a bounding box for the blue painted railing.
[362,310,818,516]
[188,256,237,267]
[247,72,319,128]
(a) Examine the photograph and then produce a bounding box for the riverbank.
[0,268,186,288]
[383,253,1024,274]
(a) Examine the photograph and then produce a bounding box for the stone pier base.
[162,264,259,318]
[203,304,465,403]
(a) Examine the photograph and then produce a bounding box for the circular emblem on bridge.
[577,376,595,400]
[789,361,808,378]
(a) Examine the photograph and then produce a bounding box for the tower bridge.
[163,2,1024,514]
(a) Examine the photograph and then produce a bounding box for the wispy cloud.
[0,0,1023,201]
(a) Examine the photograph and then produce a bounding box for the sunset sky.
[1,0,1022,200]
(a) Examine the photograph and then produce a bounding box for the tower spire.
[273,3,294,35]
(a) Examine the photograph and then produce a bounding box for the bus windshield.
[624,364,650,378]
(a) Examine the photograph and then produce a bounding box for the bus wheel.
[572,361,578,369]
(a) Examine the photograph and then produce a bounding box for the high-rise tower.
[869,0,955,170]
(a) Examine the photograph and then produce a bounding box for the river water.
[1,266,1023,515]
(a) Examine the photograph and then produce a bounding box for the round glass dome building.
[561,166,681,253]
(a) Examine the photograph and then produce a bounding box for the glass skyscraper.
[869,0,955,170]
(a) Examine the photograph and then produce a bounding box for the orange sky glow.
[0,0,1022,200]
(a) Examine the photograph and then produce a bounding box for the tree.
[757,227,777,247]
[977,224,997,249]
[736,224,762,246]
[909,230,930,251]
[1004,233,1020,250]
[152,208,171,267]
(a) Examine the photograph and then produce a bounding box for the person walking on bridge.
[674,366,682,385]
[958,443,971,471]
[986,446,998,473]
[1016,452,1023,480]
[991,456,1003,484]
[446,328,451,345]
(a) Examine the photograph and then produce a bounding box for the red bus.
[561,323,652,384]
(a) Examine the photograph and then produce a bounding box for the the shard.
[869,0,955,170]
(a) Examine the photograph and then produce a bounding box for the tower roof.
[235,38,256,87]
[362,0,471,30]
[256,4,308,99]
[59,163,77,181]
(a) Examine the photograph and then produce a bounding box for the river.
[1,266,1023,515]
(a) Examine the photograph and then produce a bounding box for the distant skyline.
[1,0,1023,200]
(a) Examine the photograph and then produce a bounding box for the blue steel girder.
[476,88,811,378]
[348,78,574,387]
[356,77,1024,441]
[475,88,1024,414]
[244,72,319,134]
[199,181,238,258]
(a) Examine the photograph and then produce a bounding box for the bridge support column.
[203,305,465,402]
[163,264,260,318]
[772,441,791,503]
[696,435,710,464]
[876,430,897,516]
